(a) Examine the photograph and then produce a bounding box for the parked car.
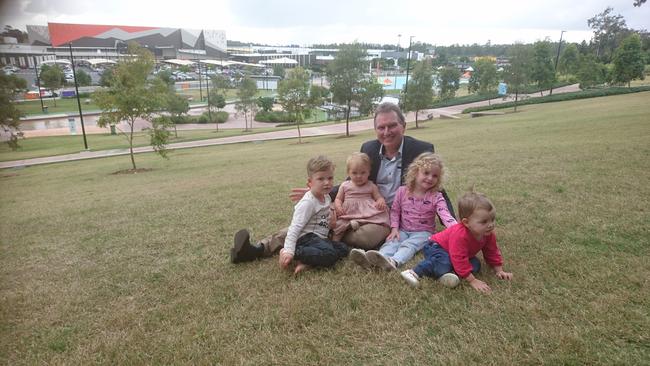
[3,65,19,73]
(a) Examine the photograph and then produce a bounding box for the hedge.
[462,86,650,114]
[254,110,296,123]
[172,111,229,124]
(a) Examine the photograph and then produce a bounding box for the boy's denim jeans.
[294,233,349,268]
[413,242,480,279]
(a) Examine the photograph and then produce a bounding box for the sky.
[1,0,649,47]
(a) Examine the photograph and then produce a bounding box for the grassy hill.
[1,92,649,364]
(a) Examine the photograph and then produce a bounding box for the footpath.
[0,84,580,170]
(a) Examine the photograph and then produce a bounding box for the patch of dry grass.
[1,92,649,364]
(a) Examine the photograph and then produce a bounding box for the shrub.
[197,111,228,123]
[254,110,295,122]
[462,86,650,113]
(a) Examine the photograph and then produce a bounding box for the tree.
[100,68,115,87]
[405,60,434,128]
[277,67,311,143]
[576,54,608,89]
[530,40,556,96]
[0,71,27,150]
[256,96,274,112]
[503,43,532,111]
[633,0,646,6]
[40,65,63,107]
[357,79,384,117]
[272,64,285,79]
[235,77,258,132]
[468,58,498,103]
[308,85,328,108]
[558,43,580,75]
[74,69,92,86]
[166,93,189,137]
[612,33,646,87]
[588,7,629,63]
[93,43,170,170]
[326,43,367,137]
[437,66,460,100]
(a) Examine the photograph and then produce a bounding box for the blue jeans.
[379,230,431,266]
[294,233,349,268]
[413,242,481,279]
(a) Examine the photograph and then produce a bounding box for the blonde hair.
[405,152,445,193]
[307,155,334,177]
[346,152,371,174]
[458,190,495,220]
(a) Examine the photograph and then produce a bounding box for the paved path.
[0,84,581,169]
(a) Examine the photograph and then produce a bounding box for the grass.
[1,92,649,364]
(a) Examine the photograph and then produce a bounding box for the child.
[350,152,457,270]
[279,155,349,274]
[400,191,513,292]
[332,152,390,241]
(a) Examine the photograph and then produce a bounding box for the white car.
[3,65,19,73]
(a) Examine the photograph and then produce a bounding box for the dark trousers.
[294,233,349,268]
[413,242,481,279]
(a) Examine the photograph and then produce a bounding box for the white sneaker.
[438,273,460,288]
[366,250,397,271]
[401,270,420,287]
[349,248,371,269]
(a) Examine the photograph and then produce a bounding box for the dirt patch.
[111,168,153,175]
[1,173,19,178]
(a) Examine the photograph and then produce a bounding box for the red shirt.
[429,223,503,278]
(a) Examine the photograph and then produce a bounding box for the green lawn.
[1,93,649,364]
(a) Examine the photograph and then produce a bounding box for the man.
[231,103,454,263]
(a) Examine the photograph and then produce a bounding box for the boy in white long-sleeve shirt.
[279,155,349,274]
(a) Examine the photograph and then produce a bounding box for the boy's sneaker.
[349,248,371,269]
[438,273,460,288]
[366,250,397,271]
[401,270,420,288]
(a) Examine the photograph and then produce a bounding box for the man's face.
[374,111,405,152]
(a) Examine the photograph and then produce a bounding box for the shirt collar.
[379,138,404,159]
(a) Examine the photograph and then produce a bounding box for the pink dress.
[334,180,390,236]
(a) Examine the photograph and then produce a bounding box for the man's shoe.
[366,250,397,271]
[231,229,263,263]
[349,248,371,269]
[438,273,460,288]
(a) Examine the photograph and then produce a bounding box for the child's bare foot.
[294,262,310,274]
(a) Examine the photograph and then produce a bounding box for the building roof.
[259,57,298,65]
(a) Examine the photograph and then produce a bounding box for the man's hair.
[346,152,371,173]
[404,152,445,193]
[374,102,406,127]
[458,190,495,220]
[307,155,334,177]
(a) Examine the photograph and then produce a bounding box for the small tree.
[327,43,367,136]
[93,43,169,171]
[166,93,189,137]
[530,40,556,96]
[100,68,115,87]
[357,79,384,117]
[40,65,63,107]
[405,60,434,128]
[576,54,608,89]
[74,69,92,86]
[468,58,498,105]
[272,64,285,79]
[558,43,580,76]
[504,43,532,111]
[235,77,258,131]
[612,33,646,87]
[437,66,460,100]
[0,71,27,149]
[208,89,226,131]
[256,96,274,112]
[277,67,311,143]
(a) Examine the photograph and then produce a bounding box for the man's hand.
[468,278,491,293]
[495,270,513,280]
[335,203,345,216]
[279,249,294,269]
[289,187,309,203]
[375,198,387,211]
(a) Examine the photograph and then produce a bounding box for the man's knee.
[343,224,389,250]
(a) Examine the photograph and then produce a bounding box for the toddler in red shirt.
[400,191,513,292]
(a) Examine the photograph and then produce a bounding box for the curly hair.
[404,152,445,193]
[346,152,371,173]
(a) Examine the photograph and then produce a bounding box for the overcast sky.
[1,0,649,46]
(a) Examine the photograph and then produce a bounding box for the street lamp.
[68,43,89,150]
[403,36,414,110]
[550,30,566,96]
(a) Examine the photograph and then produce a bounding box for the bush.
[462,86,650,113]
[197,111,228,123]
[254,110,295,123]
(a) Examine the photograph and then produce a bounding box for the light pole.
[550,30,566,96]
[68,43,88,150]
[32,56,45,112]
[403,36,414,110]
